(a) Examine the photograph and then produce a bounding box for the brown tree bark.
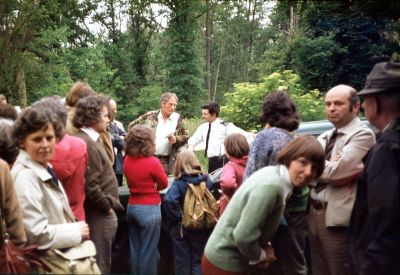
[205,0,212,100]
[15,63,27,108]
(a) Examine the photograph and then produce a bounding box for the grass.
[186,117,209,171]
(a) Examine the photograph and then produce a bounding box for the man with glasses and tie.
[308,84,375,275]
[188,102,249,173]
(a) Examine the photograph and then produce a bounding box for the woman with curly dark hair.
[73,95,123,274]
[11,107,90,257]
[244,91,309,275]
[124,124,168,275]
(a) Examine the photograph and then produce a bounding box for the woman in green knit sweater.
[202,136,325,275]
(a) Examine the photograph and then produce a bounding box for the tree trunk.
[16,63,27,108]
[213,41,224,101]
[205,0,212,100]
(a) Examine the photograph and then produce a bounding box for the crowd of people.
[0,59,399,275]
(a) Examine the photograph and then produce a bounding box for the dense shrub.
[221,70,325,131]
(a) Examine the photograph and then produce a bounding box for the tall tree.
[163,0,205,118]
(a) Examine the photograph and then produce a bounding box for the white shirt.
[155,112,180,156]
[280,165,294,204]
[188,118,249,158]
[81,127,100,142]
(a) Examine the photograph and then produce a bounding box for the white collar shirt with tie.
[188,118,249,158]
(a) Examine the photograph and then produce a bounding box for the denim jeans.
[170,223,211,275]
[126,204,162,275]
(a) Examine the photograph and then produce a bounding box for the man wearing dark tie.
[188,102,249,173]
[308,85,375,275]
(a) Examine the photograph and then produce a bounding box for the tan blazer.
[317,118,375,227]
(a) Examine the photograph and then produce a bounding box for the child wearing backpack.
[164,151,216,275]
[219,133,249,216]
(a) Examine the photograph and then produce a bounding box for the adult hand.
[80,222,90,241]
[258,245,276,269]
[168,135,176,144]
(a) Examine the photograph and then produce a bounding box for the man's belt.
[310,198,327,210]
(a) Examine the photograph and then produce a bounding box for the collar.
[157,110,179,122]
[336,117,360,135]
[383,116,400,132]
[81,127,100,142]
[279,165,293,201]
[16,150,52,182]
[210,117,221,125]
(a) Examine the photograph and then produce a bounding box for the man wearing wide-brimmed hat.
[349,60,400,275]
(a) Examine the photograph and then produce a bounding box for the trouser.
[126,204,162,275]
[86,208,118,274]
[255,211,308,275]
[201,256,248,275]
[308,205,351,275]
[156,155,170,174]
[116,173,123,187]
[208,155,228,173]
[170,224,211,275]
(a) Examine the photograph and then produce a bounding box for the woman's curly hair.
[13,107,64,146]
[0,121,19,164]
[72,95,109,129]
[259,91,300,132]
[125,125,156,157]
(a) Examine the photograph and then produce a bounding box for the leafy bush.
[117,85,164,127]
[221,70,325,131]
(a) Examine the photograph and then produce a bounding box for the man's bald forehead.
[327,84,356,97]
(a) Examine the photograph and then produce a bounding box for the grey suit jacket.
[317,117,375,227]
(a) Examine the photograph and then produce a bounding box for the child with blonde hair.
[164,151,214,275]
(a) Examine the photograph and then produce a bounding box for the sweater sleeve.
[164,180,184,225]
[232,185,282,262]
[220,162,238,198]
[151,158,169,191]
[84,141,112,213]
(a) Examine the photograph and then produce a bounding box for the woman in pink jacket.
[219,133,249,215]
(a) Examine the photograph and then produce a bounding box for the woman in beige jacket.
[11,107,89,250]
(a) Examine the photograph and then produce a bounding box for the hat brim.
[357,88,386,96]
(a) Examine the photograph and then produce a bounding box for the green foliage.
[64,43,123,96]
[291,35,347,91]
[290,2,400,91]
[221,70,325,131]
[117,84,163,126]
[164,0,205,118]
[186,117,208,170]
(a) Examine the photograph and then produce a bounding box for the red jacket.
[219,156,248,215]
[124,155,168,205]
[51,135,87,221]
